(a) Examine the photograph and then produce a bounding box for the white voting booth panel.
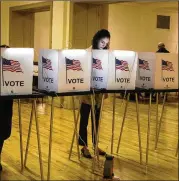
[38,49,91,93]
[58,49,91,92]
[154,53,178,89]
[0,48,34,95]
[91,50,109,89]
[136,52,178,89]
[92,50,138,90]
[38,49,59,92]
[108,50,137,90]
[136,52,156,89]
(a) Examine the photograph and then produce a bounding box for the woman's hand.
[81,99,87,104]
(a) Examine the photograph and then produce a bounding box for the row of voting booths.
[0,48,178,95]
[0,47,178,180]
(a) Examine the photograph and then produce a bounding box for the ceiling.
[71,0,178,10]
[71,0,133,4]
[71,0,178,6]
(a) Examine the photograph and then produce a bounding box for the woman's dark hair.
[92,29,110,49]
[0,45,10,48]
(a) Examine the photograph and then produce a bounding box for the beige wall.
[108,2,178,53]
[100,4,109,30]
[52,1,69,49]
[1,1,70,49]
[34,11,50,60]
[1,1,40,45]
[1,1,178,53]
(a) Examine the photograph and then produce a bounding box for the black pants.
[0,100,13,158]
[0,100,13,141]
[78,103,100,146]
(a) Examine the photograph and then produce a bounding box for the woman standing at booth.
[0,45,13,171]
[79,29,110,158]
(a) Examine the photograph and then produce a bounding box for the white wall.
[108,2,178,53]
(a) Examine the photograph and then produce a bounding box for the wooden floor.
[0,95,178,180]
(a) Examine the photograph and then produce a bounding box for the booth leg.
[94,94,105,162]
[90,95,99,172]
[146,93,152,174]
[175,141,178,157]
[116,93,130,154]
[34,99,44,181]
[47,97,55,181]
[155,92,166,150]
[69,101,81,160]
[155,93,159,150]
[71,96,80,160]
[24,101,34,167]
[97,94,105,144]
[18,99,24,172]
[111,93,116,154]
[135,93,142,165]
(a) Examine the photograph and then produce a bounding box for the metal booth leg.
[155,92,167,150]
[18,99,24,172]
[146,93,152,174]
[47,97,55,181]
[135,93,143,165]
[97,94,105,145]
[69,100,81,160]
[155,93,159,150]
[90,94,99,172]
[24,99,44,180]
[175,141,178,157]
[34,99,44,180]
[24,101,34,167]
[116,93,130,154]
[94,94,105,160]
[111,93,116,154]
[71,96,80,160]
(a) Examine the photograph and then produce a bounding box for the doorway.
[9,2,53,60]
[72,3,109,49]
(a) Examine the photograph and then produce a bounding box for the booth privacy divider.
[136,52,178,89]
[38,49,92,93]
[0,48,34,95]
[92,50,138,90]
[38,49,178,93]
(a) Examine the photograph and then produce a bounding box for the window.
[157,15,170,29]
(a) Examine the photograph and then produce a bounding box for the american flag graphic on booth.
[115,58,129,71]
[92,58,103,70]
[162,59,174,71]
[139,59,150,70]
[65,57,83,71]
[2,57,23,73]
[42,56,53,70]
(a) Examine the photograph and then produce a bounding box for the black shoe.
[0,163,2,172]
[81,147,92,159]
[98,148,106,156]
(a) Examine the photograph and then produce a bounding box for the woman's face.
[98,37,110,49]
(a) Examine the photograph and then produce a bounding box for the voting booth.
[91,50,109,89]
[155,53,178,89]
[38,49,91,93]
[107,50,138,90]
[136,52,155,89]
[0,48,34,95]
[91,50,138,90]
[136,52,178,89]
